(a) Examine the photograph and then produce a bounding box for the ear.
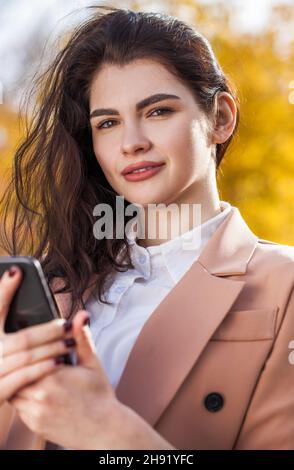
[210,91,237,145]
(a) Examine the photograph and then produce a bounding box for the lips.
[121,161,165,175]
[122,163,166,182]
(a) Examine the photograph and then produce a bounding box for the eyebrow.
[89,93,181,120]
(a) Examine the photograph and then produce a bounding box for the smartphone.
[0,255,77,365]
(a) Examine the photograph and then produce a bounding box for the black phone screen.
[0,256,60,333]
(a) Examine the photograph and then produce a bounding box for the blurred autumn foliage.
[0,0,293,252]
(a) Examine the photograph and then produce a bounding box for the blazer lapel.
[54,206,259,429]
[115,207,259,426]
[115,262,246,426]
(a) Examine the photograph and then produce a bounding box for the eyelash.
[95,107,174,130]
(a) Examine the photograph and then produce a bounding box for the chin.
[127,192,168,208]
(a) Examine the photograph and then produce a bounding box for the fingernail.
[64,338,76,348]
[63,320,73,332]
[8,266,18,277]
[55,355,65,365]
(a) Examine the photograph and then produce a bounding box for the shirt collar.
[125,201,233,283]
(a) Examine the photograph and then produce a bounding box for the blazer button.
[204,392,224,412]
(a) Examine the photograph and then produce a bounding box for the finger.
[9,395,28,411]
[8,397,36,433]
[0,265,23,331]
[0,337,76,378]
[2,317,71,357]
[72,311,98,368]
[11,381,38,401]
[10,365,65,402]
[9,395,38,420]
[0,358,56,404]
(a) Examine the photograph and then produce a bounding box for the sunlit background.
[0,0,294,248]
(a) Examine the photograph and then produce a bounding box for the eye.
[95,107,173,130]
[96,119,118,130]
[149,107,173,117]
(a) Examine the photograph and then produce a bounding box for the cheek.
[167,121,197,166]
[168,120,211,182]
[179,120,210,162]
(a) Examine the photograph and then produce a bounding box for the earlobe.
[211,92,237,144]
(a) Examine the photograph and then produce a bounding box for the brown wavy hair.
[0,5,240,318]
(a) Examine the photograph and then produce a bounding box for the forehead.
[89,58,189,106]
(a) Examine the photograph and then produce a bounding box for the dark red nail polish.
[55,355,65,365]
[64,338,76,348]
[63,320,73,332]
[8,266,18,277]
[83,317,90,326]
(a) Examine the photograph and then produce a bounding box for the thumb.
[0,265,23,332]
[71,310,98,368]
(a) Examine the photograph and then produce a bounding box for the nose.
[120,126,151,156]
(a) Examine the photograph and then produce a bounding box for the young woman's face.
[89,58,215,207]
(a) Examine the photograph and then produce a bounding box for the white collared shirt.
[86,200,233,390]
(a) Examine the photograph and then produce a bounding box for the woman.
[0,6,294,450]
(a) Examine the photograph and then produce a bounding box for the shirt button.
[139,255,147,264]
[204,392,224,412]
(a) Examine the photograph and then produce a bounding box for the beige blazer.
[1,205,294,450]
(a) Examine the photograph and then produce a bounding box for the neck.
[135,173,221,249]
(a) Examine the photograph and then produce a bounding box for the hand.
[9,310,122,450]
[0,265,77,406]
